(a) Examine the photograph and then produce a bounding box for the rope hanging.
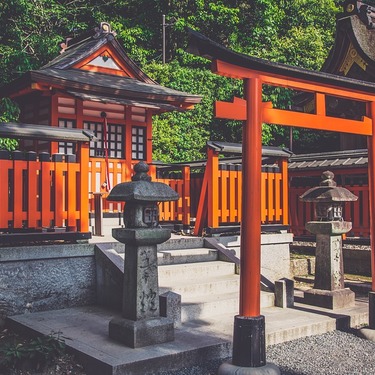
[101,112,111,192]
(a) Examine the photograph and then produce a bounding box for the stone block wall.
[0,244,96,318]
[217,233,293,290]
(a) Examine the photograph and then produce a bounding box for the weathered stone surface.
[217,233,293,286]
[122,244,160,321]
[95,245,124,311]
[314,233,345,291]
[112,227,171,246]
[160,291,181,328]
[304,288,355,309]
[261,243,291,284]
[108,316,174,348]
[303,214,354,310]
[0,245,96,316]
[305,221,352,235]
[275,279,294,308]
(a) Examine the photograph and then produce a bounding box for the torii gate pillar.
[218,78,280,374]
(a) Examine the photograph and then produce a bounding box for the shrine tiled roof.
[0,122,96,142]
[29,68,201,104]
[288,149,368,170]
[322,1,375,80]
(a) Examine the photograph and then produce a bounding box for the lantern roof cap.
[107,162,179,202]
[299,171,358,203]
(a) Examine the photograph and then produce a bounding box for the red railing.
[1,152,289,236]
[88,159,191,225]
[0,151,89,232]
[193,148,289,235]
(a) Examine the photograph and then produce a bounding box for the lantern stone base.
[112,227,171,246]
[303,288,355,310]
[109,316,174,348]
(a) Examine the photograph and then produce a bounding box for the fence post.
[208,148,219,229]
[281,158,289,226]
[182,165,191,227]
[92,192,104,236]
[78,143,90,232]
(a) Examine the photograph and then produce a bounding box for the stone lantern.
[299,171,358,309]
[106,161,179,348]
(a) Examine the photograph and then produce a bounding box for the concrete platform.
[7,298,369,375]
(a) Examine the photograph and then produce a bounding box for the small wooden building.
[0,22,202,239]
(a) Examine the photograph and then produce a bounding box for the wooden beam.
[216,95,372,135]
[263,107,372,135]
[215,97,246,120]
[213,59,375,102]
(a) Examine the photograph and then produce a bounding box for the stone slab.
[7,299,369,375]
[109,316,174,348]
[303,288,355,310]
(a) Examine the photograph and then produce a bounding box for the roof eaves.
[0,122,97,142]
[186,28,375,95]
[30,69,202,104]
[206,140,293,158]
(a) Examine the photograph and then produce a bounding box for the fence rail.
[0,152,88,232]
[1,152,292,237]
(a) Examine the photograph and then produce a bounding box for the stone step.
[158,261,236,281]
[157,247,218,265]
[159,274,239,297]
[180,291,275,322]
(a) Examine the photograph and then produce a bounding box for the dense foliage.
[0,0,343,160]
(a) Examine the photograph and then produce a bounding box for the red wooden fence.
[193,148,289,235]
[0,152,89,232]
[11,151,372,238]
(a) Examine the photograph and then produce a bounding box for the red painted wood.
[240,77,262,317]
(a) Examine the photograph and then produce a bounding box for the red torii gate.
[187,29,375,372]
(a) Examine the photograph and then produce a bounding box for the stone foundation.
[0,244,96,317]
[304,288,355,310]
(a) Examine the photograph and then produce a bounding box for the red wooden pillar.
[230,76,268,370]
[368,101,375,328]
[240,76,263,317]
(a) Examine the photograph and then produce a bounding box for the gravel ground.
[267,330,375,375]
[159,330,375,375]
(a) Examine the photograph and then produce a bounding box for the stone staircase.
[95,237,275,324]
[157,243,275,322]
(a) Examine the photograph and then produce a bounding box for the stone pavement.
[7,296,369,375]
